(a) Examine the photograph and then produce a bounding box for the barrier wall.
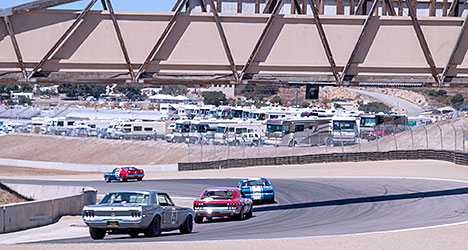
[0,208,4,234]
[0,188,96,233]
[5,184,85,200]
[0,158,178,172]
[178,149,468,171]
[3,200,53,233]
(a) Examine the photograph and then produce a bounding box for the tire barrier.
[178,149,468,171]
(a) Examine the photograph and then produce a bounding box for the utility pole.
[295,87,299,107]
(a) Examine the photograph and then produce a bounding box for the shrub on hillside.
[358,102,391,113]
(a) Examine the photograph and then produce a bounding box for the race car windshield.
[242,179,269,187]
[100,193,149,205]
[202,190,235,200]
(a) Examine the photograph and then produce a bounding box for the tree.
[18,96,32,105]
[19,83,33,92]
[160,85,187,96]
[427,89,447,97]
[358,102,391,113]
[451,94,465,109]
[58,84,106,98]
[334,103,343,109]
[201,91,226,106]
[240,85,279,100]
[0,83,18,94]
[270,96,283,105]
[115,84,142,101]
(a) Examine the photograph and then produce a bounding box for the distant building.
[141,87,162,97]
[332,100,358,110]
[147,94,190,104]
[192,84,235,98]
[37,85,59,93]
[10,92,33,99]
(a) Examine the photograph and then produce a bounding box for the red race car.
[193,188,253,223]
[104,167,145,182]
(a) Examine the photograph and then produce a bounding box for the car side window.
[157,193,174,206]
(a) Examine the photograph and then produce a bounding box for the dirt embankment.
[0,117,466,166]
[356,87,428,108]
[0,134,184,165]
[0,183,30,205]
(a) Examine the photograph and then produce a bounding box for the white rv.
[213,121,264,145]
[331,116,360,146]
[264,117,331,146]
[113,121,166,140]
[45,117,80,135]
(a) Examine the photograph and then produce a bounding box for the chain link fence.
[180,123,468,163]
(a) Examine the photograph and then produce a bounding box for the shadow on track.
[253,187,468,212]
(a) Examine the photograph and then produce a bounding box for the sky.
[0,0,174,12]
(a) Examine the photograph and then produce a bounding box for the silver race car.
[82,190,194,239]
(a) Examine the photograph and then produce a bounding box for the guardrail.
[0,186,96,233]
[178,149,468,171]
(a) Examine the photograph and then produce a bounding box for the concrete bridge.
[1,0,468,86]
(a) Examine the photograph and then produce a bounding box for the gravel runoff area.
[2,160,468,249]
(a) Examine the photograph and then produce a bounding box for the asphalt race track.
[4,177,468,243]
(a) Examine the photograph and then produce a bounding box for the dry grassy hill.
[0,183,29,205]
[0,117,466,166]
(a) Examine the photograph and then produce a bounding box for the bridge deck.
[0,9,468,86]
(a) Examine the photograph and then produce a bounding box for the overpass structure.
[1,0,468,86]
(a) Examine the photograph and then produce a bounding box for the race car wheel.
[119,176,126,182]
[105,176,111,183]
[89,227,106,240]
[144,215,161,237]
[267,196,275,204]
[237,207,245,220]
[179,215,193,234]
[128,231,139,238]
[137,178,143,181]
[194,216,203,224]
[246,206,253,218]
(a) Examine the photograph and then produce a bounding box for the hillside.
[0,117,466,166]
[0,183,29,205]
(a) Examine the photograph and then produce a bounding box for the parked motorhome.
[45,117,82,135]
[187,119,220,143]
[359,113,408,139]
[264,117,331,146]
[165,120,190,142]
[112,121,166,140]
[331,116,359,146]
[214,121,264,145]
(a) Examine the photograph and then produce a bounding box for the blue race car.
[238,178,275,203]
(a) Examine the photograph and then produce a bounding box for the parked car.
[238,178,275,203]
[104,167,144,182]
[236,132,261,146]
[193,188,253,223]
[367,125,395,140]
[82,190,194,240]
